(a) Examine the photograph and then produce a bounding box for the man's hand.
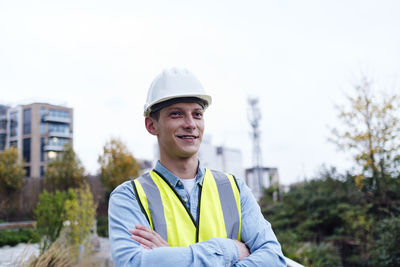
[129,224,169,249]
[233,240,250,261]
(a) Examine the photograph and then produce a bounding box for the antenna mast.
[247,97,263,195]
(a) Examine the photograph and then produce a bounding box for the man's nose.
[183,115,196,129]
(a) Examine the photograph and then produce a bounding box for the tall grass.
[14,228,100,267]
[14,241,75,267]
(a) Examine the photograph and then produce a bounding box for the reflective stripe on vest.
[132,169,241,247]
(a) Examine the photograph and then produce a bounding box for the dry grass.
[14,241,76,267]
[13,237,103,267]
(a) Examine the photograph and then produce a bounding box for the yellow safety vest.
[132,169,241,247]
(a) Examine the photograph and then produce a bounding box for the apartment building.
[0,103,73,178]
[245,167,279,200]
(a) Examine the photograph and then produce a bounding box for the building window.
[40,107,46,118]
[40,108,46,134]
[0,118,6,131]
[40,123,46,134]
[0,134,5,150]
[48,137,70,147]
[49,123,70,134]
[24,167,30,177]
[49,109,69,118]
[48,151,58,160]
[23,138,31,163]
[41,137,45,162]
[40,166,45,177]
[10,111,18,137]
[10,140,17,148]
[23,108,31,134]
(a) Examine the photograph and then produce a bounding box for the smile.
[176,135,198,139]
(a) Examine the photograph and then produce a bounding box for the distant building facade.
[198,135,245,179]
[0,103,73,178]
[245,167,279,200]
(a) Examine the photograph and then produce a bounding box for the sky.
[1,0,400,185]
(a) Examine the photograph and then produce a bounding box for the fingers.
[233,240,250,260]
[130,232,156,249]
[129,224,169,249]
[135,224,154,233]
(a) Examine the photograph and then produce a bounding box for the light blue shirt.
[108,161,286,266]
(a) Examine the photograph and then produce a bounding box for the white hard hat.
[144,67,212,117]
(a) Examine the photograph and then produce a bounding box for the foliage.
[262,167,400,266]
[0,147,25,195]
[64,182,97,249]
[330,75,400,189]
[34,190,70,252]
[44,144,85,191]
[0,228,39,247]
[263,167,361,241]
[293,242,342,267]
[34,182,97,256]
[262,73,400,266]
[98,138,140,195]
[96,215,108,237]
[372,216,400,266]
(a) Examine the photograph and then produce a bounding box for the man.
[108,67,286,266]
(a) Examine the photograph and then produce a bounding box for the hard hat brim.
[144,94,212,117]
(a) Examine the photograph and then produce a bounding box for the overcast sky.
[1,0,399,185]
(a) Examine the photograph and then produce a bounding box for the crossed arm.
[108,180,286,266]
[130,224,250,260]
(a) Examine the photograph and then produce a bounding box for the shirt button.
[177,181,182,187]
[183,197,188,202]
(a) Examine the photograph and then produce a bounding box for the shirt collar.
[154,160,206,187]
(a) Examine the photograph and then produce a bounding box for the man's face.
[146,102,204,161]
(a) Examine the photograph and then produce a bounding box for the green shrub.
[34,183,97,256]
[96,215,108,237]
[0,228,39,247]
[294,242,342,267]
[372,217,400,266]
[64,183,97,250]
[35,190,70,252]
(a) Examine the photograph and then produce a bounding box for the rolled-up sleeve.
[108,181,240,267]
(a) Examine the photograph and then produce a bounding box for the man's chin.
[176,149,199,159]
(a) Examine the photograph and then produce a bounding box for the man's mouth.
[176,135,198,140]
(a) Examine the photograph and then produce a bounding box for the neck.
[159,155,199,180]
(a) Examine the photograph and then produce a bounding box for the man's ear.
[145,117,158,136]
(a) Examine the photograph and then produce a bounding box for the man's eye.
[194,112,203,118]
[170,111,182,116]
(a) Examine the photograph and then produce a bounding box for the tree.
[0,147,25,220]
[0,147,25,195]
[261,168,372,266]
[64,182,96,251]
[372,216,400,266]
[35,182,97,256]
[44,144,85,191]
[330,75,400,191]
[98,138,140,195]
[35,190,70,252]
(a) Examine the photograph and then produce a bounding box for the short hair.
[149,109,161,121]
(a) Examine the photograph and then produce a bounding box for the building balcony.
[43,115,71,124]
[0,114,7,121]
[0,128,6,134]
[48,131,73,138]
[43,144,65,152]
